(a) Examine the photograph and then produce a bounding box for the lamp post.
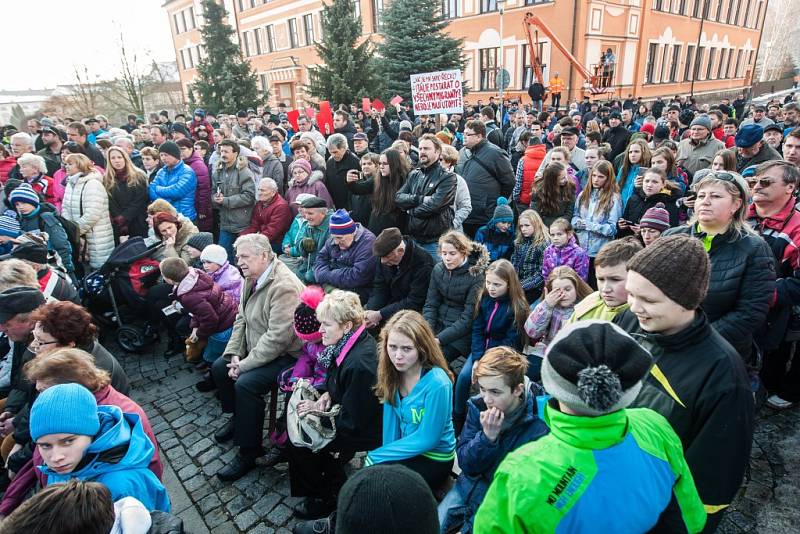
[498,0,506,127]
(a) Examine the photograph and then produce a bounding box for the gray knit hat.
[542,320,653,416]
[690,115,712,131]
[186,232,213,253]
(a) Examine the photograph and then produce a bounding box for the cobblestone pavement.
[108,332,800,534]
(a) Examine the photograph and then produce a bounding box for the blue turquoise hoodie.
[365,366,456,465]
[38,405,170,512]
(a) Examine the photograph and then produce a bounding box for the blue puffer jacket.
[39,405,170,512]
[470,294,522,358]
[148,161,197,220]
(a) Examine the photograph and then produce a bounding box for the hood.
[524,144,547,159]
[210,261,233,281]
[457,242,489,276]
[39,405,155,482]
[176,267,202,296]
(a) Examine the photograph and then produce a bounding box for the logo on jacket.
[411,407,425,425]
[546,466,585,509]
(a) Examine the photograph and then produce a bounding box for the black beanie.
[186,232,213,253]
[159,140,181,161]
[336,465,439,534]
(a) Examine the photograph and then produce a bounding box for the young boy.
[475,198,515,261]
[438,347,548,534]
[474,320,706,533]
[567,237,642,323]
[29,383,171,512]
[183,232,213,269]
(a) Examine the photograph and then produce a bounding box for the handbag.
[287,378,341,452]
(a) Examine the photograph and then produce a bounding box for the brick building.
[165,0,767,108]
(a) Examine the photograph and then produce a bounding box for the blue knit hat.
[0,210,20,238]
[9,183,40,208]
[30,383,100,442]
[492,197,514,224]
[329,209,356,235]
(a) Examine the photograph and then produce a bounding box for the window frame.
[479,47,499,91]
[303,13,315,45]
[288,18,299,49]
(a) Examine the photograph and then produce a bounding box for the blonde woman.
[104,146,149,243]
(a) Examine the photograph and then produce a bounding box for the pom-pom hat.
[294,286,325,342]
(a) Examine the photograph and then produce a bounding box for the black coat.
[664,225,776,359]
[346,175,374,227]
[108,176,149,239]
[395,162,456,244]
[325,151,361,211]
[456,140,515,226]
[366,238,434,321]
[602,125,631,162]
[618,188,680,237]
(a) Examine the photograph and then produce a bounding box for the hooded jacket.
[475,223,515,262]
[157,218,199,265]
[39,405,170,512]
[572,189,623,256]
[212,155,256,233]
[366,237,434,321]
[542,235,590,281]
[471,293,523,356]
[619,187,680,238]
[183,150,212,232]
[208,261,243,303]
[616,310,753,533]
[281,213,308,257]
[16,203,74,274]
[314,224,378,302]
[456,140,515,226]
[62,170,115,268]
[602,124,632,162]
[240,193,292,245]
[395,161,456,243]
[149,161,197,221]
[285,170,334,216]
[174,268,238,338]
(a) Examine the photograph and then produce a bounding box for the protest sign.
[286,110,300,132]
[410,70,464,115]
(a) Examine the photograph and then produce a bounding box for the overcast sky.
[5,0,176,91]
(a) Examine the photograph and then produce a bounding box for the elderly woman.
[665,171,775,362]
[285,159,333,216]
[61,153,114,270]
[251,136,285,192]
[286,289,382,521]
[104,146,149,243]
[15,154,54,207]
[211,233,304,482]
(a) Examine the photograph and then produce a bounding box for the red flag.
[317,101,334,136]
[362,97,371,113]
[389,95,403,107]
[372,98,385,112]
[286,110,300,132]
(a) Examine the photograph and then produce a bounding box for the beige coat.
[223,254,304,373]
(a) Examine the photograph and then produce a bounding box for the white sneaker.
[766,395,795,410]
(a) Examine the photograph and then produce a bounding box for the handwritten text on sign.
[410,70,464,115]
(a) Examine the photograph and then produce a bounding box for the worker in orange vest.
[549,72,565,112]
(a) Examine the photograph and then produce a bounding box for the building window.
[726,0,735,23]
[260,74,268,92]
[521,43,546,89]
[717,48,728,78]
[265,25,276,52]
[734,48,743,77]
[654,0,663,11]
[692,0,701,17]
[742,0,751,26]
[173,14,181,34]
[243,31,251,57]
[352,0,361,18]
[645,43,658,83]
[725,48,734,77]
[238,0,245,11]
[187,7,196,29]
[684,44,696,81]
[524,0,550,4]
[668,45,681,81]
[303,14,315,45]
[678,0,688,15]
[481,0,497,14]
[373,0,384,30]
[288,18,299,48]
[659,45,670,83]
[754,0,764,28]
[705,48,716,79]
[479,47,499,91]
[442,0,460,19]
[714,0,723,20]
[254,28,263,55]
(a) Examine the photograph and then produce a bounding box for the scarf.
[317,327,358,370]
[115,167,129,183]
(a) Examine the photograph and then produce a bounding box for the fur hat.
[373,228,403,257]
[294,286,325,343]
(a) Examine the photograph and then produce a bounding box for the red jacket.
[240,194,293,244]
[0,156,15,183]
[712,126,735,148]
[175,268,238,338]
[519,145,546,205]
[0,385,163,516]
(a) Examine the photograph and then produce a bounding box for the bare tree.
[66,65,106,118]
[110,34,146,117]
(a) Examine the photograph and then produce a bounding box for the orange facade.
[165,0,766,108]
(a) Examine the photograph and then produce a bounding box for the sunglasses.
[706,171,748,198]
[746,177,775,188]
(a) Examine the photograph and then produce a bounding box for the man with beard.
[35,127,65,176]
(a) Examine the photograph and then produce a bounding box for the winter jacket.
[366,237,434,321]
[453,387,548,533]
[260,152,285,192]
[174,269,238,339]
[511,237,549,293]
[530,191,575,228]
[471,294,522,358]
[17,203,74,274]
[395,162,456,243]
[281,213,308,257]
[324,328,382,452]
[572,190,623,256]
[37,268,80,304]
[475,406,706,534]
[209,261,243,303]
[149,161,198,221]
[525,300,575,357]
[240,194,292,245]
[664,224,775,359]
[108,173,149,240]
[475,225,514,261]
[602,125,632,162]
[223,254,304,374]
[157,218,199,265]
[365,367,456,465]
[453,173,472,232]
[456,140,515,226]
[0,156,15,183]
[334,122,357,152]
[314,224,378,302]
[212,155,256,234]
[286,170,334,216]
[183,151,212,232]
[541,236,589,281]
[280,341,326,392]
[677,136,726,178]
[423,244,489,358]
[345,174,374,226]
[736,143,782,173]
[325,150,361,210]
[513,144,546,206]
[617,310,753,532]
[566,291,629,324]
[616,164,644,208]
[619,188,680,238]
[39,405,170,512]
[62,171,115,269]
[295,211,331,284]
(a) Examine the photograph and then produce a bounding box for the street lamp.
[498,0,506,127]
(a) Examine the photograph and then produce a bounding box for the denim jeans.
[218,230,239,264]
[203,326,233,363]
[417,240,439,262]
[454,354,477,419]
[438,485,469,534]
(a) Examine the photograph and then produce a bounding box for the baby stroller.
[82,237,163,352]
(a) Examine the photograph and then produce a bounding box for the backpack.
[40,211,81,273]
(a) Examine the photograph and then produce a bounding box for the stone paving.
[108,331,800,534]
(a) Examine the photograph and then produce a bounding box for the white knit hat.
[200,244,228,266]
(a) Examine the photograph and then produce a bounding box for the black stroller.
[82,237,163,352]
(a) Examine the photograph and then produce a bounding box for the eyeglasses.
[30,337,58,353]
[746,178,775,188]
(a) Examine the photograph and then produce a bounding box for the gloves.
[300,237,317,255]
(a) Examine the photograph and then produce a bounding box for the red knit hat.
[639,123,655,136]
[639,202,670,232]
[294,286,325,342]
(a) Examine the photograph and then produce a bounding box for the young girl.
[531,162,576,227]
[542,218,589,282]
[711,148,737,172]
[572,160,622,285]
[525,266,593,380]
[546,146,581,193]
[200,243,243,303]
[617,139,651,208]
[453,260,530,430]
[367,310,456,491]
[619,168,680,238]
[475,197,515,261]
[511,209,550,303]
[650,146,688,193]
[575,146,602,191]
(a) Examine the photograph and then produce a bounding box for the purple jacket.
[541,236,589,281]
[184,151,213,231]
[279,341,327,392]
[285,171,334,216]
[175,268,238,338]
[525,300,576,357]
[209,261,243,303]
[314,224,378,302]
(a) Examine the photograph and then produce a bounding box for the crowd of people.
[0,87,799,533]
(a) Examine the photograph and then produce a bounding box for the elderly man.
[293,196,333,284]
[364,227,434,328]
[313,209,377,303]
[297,116,326,157]
[746,161,800,410]
[211,233,303,481]
[7,133,35,182]
[735,124,782,173]
[212,140,256,262]
[240,178,292,251]
[535,126,586,180]
[66,122,105,167]
[740,104,774,127]
[324,133,360,211]
[677,115,725,177]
